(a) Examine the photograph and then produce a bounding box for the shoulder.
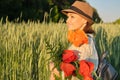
[87,34,95,44]
[87,33,94,39]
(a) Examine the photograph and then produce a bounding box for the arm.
[49,62,60,80]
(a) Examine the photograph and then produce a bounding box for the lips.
[67,23,72,28]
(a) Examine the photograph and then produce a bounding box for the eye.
[71,15,75,18]
[67,13,75,19]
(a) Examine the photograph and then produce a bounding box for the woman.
[50,1,99,80]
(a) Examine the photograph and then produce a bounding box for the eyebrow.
[67,13,76,16]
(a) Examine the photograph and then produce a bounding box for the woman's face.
[66,12,87,30]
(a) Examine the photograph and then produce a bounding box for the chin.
[68,28,75,31]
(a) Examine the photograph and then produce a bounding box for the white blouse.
[68,34,99,71]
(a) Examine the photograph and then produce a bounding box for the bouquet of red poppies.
[46,29,100,80]
[60,50,95,80]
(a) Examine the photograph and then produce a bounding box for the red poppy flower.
[62,50,78,63]
[84,76,93,80]
[60,62,76,77]
[79,60,94,80]
[68,29,88,47]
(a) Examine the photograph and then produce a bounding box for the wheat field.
[0,20,120,80]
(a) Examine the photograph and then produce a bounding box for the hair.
[83,22,95,34]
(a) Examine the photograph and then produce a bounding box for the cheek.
[74,19,84,27]
[73,21,81,29]
[66,18,83,30]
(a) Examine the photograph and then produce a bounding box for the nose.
[66,17,69,23]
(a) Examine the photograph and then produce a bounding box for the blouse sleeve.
[68,34,99,71]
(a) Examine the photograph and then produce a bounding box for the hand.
[73,50,81,60]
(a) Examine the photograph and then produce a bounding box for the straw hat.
[62,1,94,25]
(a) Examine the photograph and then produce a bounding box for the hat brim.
[62,9,94,25]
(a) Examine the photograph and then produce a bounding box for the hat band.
[70,6,93,20]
